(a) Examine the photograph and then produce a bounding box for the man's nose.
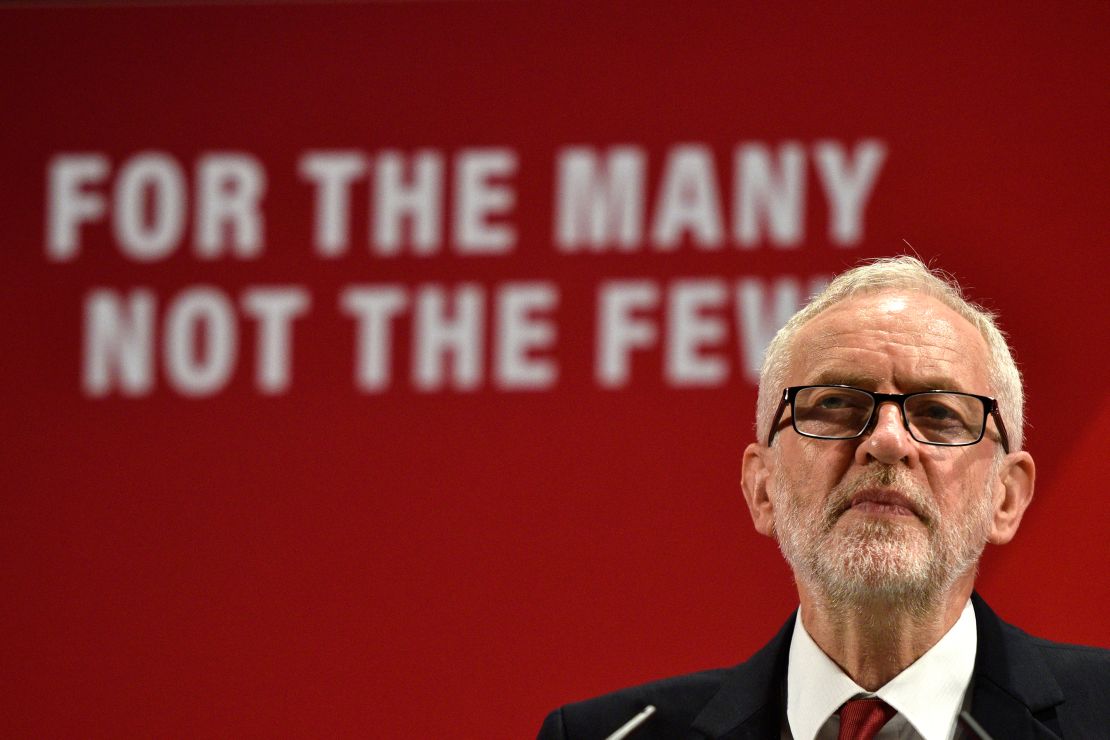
[854,401,919,466]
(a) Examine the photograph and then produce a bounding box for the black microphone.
[604,705,656,740]
[958,710,995,740]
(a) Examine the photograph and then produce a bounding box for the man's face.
[765,291,1002,606]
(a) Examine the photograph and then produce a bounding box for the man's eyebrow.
[896,376,967,392]
[806,371,968,392]
[808,371,882,387]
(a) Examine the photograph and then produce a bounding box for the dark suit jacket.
[538,594,1110,739]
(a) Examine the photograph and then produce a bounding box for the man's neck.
[796,577,974,691]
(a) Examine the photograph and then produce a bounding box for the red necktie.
[836,697,897,740]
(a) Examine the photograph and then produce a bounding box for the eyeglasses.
[767,385,1010,453]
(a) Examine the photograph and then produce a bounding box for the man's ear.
[988,451,1035,545]
[742,442,777,538]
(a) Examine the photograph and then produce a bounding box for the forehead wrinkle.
[810,321,965,354]
[791,296,992,393]
[802,340,977,392]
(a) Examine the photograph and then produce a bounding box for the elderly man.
[539,257,1108,739]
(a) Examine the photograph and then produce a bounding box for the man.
[538,257,1109,739]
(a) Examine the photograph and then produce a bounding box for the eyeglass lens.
[793,387,985,445]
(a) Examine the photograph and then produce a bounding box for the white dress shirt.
[784,599,976,740]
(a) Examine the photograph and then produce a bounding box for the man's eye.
[813,393,869,411]
[911,403,970,430]
[920,404,958,420]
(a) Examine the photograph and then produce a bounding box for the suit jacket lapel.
[683,594,1065,740]
[689,612,795,739]
[969,593,1065,740]
[685,595,1067,739]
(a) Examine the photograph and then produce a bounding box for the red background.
[2,3,1108,737]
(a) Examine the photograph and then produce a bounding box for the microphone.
[958,710,995,740]
[604,704,656,740]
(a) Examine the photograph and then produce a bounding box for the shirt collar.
[786,599,976,740]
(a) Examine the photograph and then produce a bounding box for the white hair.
[756,256,1024,451]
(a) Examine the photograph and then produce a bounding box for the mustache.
[822,465,938,529]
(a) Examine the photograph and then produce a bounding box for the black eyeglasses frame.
[766,384,1010,453]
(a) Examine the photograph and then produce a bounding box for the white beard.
[773,461,995,614]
